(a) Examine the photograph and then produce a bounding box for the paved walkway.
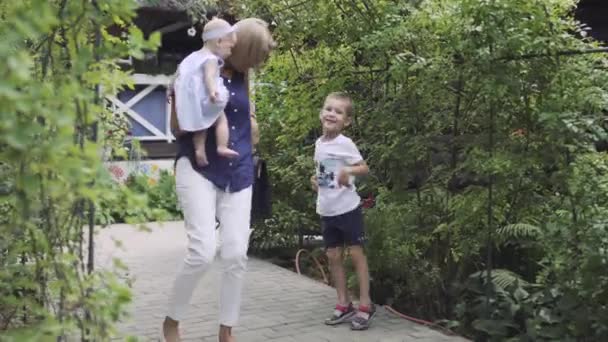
[96,222,467,342]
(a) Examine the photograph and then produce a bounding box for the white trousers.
[167,157,252,326]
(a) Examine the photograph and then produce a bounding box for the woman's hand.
[251,115,260,146]
[310,174,318,191]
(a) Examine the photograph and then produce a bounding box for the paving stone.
[96,222,468,342]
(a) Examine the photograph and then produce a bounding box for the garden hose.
[294,248,464,339]
[294,248,329,285]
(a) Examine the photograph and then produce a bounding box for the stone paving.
[96,222,468,342]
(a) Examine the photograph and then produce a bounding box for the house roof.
[576,0,608,43]
[133,0,205,36]
[137,0,197,12]
[137,0,208,16]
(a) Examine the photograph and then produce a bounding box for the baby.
[174,18,239,166]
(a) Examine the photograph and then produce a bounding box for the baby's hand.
[209,90,219,103]
[337,168,351,188]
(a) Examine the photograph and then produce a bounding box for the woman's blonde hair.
[227,18,276,72]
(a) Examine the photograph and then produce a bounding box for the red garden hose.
[384,305,461,337]
[294,248,463,338]
[295,248,329,285]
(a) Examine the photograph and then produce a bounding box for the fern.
[496,223,541,245]
[470,269,530,290]
[491,269,530,290]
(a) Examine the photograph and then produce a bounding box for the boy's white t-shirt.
[314,134,363,217]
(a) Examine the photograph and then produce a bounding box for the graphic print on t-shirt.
[317,158,340,189]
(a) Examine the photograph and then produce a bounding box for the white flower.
[187,27,196,37]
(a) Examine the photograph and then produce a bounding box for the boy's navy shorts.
[321,206,365,248]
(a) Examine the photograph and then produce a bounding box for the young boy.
[311,92,376,330]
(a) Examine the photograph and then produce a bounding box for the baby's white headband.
[202,26,236,42]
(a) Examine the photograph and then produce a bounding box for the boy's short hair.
[326,92,354,117]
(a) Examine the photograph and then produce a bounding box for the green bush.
[96,170,182,226]
[455,153,607,341]
[0,0,159,339]
[244,0,608,339]
[250,200,313,251]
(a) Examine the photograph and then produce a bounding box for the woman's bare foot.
[217,146,239,159]
[162,317,180,342]
[218,325,235,342]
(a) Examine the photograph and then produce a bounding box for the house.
[111,1,222,161]
[576,0,608,43]
[105,1,218,182]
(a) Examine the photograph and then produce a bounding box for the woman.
[163,18,275,342]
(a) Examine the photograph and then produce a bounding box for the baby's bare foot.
[217,146,239,159]
[195,150,209,167]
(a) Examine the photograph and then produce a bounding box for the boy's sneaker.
[350,304,377,330]
[325,303,356,325]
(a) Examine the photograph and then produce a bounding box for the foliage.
[0,0,159,340]
[243,0,608,339]
[96,170,182,226]
[250,200,304,250]
[456,155,608,340]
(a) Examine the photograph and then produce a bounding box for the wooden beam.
[125,136,170,141]
[165,86,174,142]
[106,95,167,138]
[156,22,191,35]
[126,84,159,108]
[132,73,174,85]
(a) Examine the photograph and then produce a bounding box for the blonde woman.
[164,18,275,342]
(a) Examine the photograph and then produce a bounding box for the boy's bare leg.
[215,112,239,158]
[350,244,375,327]
[162,316,179,342]
[327,247,349,305]
[349,246,371,307]
[193,130,208,167]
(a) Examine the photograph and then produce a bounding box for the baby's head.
[319,92,354,135]
[203,18,237,59]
